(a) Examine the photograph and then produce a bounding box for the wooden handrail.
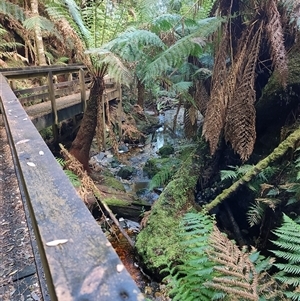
[1,64,87,79]
[0,73,144,301]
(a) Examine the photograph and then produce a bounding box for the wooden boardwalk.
[0,66,143,301]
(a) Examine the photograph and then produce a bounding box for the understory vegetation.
[2,0,300,300]
[165,211,300,301]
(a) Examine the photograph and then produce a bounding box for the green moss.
[103,197,129,206]
[143,157,181,179]
[136,153,200,271]
[102,175,126,192]
[260,47,300,101]
[39,126,53,140]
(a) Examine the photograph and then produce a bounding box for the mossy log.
[135,146,206,273]
[205,128,300,212]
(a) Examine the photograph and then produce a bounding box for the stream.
[89,107,187,300]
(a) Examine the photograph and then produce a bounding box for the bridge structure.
[0,65,144,301]
[2,64,122,145]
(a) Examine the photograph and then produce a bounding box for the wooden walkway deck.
[0,66,143,301]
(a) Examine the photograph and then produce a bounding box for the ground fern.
[271,214,300,301]
[163,211,217,301]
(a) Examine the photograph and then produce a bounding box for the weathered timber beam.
[0,73,144,301]
[1,64,87,79]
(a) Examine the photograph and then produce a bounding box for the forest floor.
[0,116,48,301]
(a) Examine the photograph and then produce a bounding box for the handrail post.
[117,83,123,139]
[102,95,106,149]
[48,71,59,142]
[79,68,86,111]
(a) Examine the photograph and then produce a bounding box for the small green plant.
[56,157,81,187]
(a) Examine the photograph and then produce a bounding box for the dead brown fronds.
[194,80,209,116]
[202,23,229,155]
[265,0,288,88]
[121,113,145,143]
[224,24,262,161]
[184,103,198,139]
[206,225,286,300]
[59,144,135,247]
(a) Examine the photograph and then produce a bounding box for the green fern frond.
[90,28,166,66]
[164,211,217,301]
[64,170,81,187]
[247,201,266,227]
[144,17,224,82]
[236,164,254,176]
[0,1,25,22]
[149,165,176,190]
[56,157,66,167]
[89,48,132,85]
[257,166,278,181]
[220,169,238,181]
[271,214,300,300]
[23,15,54,32]
[150,13,182,33]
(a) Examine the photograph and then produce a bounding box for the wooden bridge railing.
[1,65,121,144]
[0,73,144,301]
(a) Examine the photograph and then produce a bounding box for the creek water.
[91,108,186,300]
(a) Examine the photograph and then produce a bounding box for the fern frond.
[94,29,166,62]
[64,170,81,187]
[220,169,238,181]
[150,13,182,33]
[0,1,25,22]
[265,0,288,87]
[144,17,224,82]
[272,214,300,300]
[23,15,55,32]
[247,201,266,227]
[184,104,198,138]
[224,24,262,161]
[56,157,66,167]
[88,49,132,85]
[207,226,283,300]
[164,211,217,301]
[202,23,229,155]
[271,214,300,300]
[281,0,300,30]
[149,165,176,190]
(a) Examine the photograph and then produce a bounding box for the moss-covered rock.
[255,43,300,153]
[117,166,136,179]
[101,172,126,192]
[158,144,174,157]
[143,157,181,179]
[135,151,202,275]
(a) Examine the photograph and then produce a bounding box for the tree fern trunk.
[69,76,105,171]
[137,79,145,108]
[30,0,47,66]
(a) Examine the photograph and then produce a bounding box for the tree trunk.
[30,0,47,66]
[70,76,105,171]
[137,79,145,108]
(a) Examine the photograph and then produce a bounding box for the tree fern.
[271,214,300,301]
[144,17,224,82]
